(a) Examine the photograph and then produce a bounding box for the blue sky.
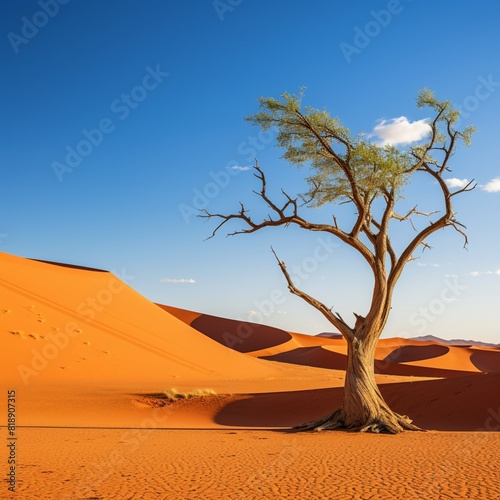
[1,0,499,343]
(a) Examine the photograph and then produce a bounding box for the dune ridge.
[160,304,500,378]
[2,251,499,499]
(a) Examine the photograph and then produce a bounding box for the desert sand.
[1,251,499,499]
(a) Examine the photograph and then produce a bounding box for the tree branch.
[293,109,368,236]
[199,165,377,271]
[391,205,440,231]
[270,247,354,341]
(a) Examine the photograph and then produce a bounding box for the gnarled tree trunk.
[294,333,422,433]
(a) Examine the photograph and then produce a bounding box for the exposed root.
[292,409,425,434]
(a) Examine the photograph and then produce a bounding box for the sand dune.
[0,252,285,388]
[1,252,304,429]
[0,252,345,429]
[160,304,294,353]
[160,304,500,378]
[2,251,499,499]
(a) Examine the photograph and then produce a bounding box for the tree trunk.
[294,335,423,433]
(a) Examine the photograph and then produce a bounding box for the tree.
[201,89,475,433]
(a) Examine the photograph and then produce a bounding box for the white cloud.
[160,278,196,284]
[470,269,500,277]
[371,116,431,146]
[231,165,251,171]
[482,177,500,193]
[445,178,469,189]
[417,262,441,267]
[246,309,286,320]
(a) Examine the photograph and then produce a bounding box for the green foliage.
[417,87,476,146]
[246,88,474,209]
[247,92,411,207]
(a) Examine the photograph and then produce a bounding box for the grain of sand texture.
[5,429,500,499]
[1,252,500,499]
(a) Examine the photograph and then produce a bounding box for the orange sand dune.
[0,252,290,389]
[161,304,294,353]
[0,252,344,428]
[2,251,500,499]
[162,304,346,358]
[161,305,500,378]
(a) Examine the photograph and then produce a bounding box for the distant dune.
[161,305,500,379]
[411,334,500,349]
[1,251,499,432]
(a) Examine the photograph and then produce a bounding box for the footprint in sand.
[9,330,27,339]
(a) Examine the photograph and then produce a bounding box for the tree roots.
[292,409,425,434]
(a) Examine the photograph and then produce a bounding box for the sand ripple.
[9,428,500,500]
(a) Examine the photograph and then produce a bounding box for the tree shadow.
[214,373,499,431]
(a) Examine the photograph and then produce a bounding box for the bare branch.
[450,180,476,197]
[199,165,377,271]
[270,247,354,341]
[391,205,440,222]
[421,241,432,252]
[391,205,440,231]
[199,202,255,240]
[449,218,469,248]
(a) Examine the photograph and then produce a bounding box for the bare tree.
[200,89,475,433]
